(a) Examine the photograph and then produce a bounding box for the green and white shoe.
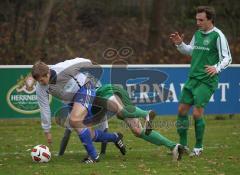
[183,146,190,154]
[189,147,203,157]
[172,144,184,161]
[145,110,156,135]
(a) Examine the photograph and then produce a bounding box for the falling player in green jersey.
[169,6,232,156]
[58,84,184,161]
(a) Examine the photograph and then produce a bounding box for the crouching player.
[32,58,126,163]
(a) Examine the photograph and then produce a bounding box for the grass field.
[0,115,240,175]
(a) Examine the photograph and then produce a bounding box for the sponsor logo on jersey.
[203,38,210,46]
[193,45,210,51]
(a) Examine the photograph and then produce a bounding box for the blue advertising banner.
[0,65,239,118]
[98,65,240,115]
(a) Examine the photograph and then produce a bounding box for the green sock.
[176,115,189,146]
[120,106,148,119]
[139,129,176,149]
[194,117,205,148]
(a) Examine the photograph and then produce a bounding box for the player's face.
[37,74,50,85]
[196,12,213,32]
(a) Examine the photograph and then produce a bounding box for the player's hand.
[169,32,184,45]
[44,132,52,145]
[205,65,218,76]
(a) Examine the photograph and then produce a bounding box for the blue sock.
[79,128,98,159]
[93,129,118,143]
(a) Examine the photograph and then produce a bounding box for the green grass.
[0,115,240,175]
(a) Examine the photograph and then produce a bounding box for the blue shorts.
[69,82,96,124]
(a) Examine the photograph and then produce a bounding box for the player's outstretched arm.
[169,32,184,45]
[170,32,194,56]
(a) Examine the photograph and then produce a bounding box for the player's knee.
[69,115,81,127]
[131,128,141,137]
[178,106,186,116]
[178,104,190,116]
[192,109,203,119]
[193,114,202,119]
[69,113,78,121]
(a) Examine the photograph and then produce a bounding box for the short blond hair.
[31,61,49,80]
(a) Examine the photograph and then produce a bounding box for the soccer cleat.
[114,133,126,155]
[167,146,189,156]
[189,147,203,157]
[172,144,184,161]
[82,155,99,164]
[183,146,190,155]
[145,110,156,135]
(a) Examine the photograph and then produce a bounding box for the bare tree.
[35,0,55,49]
[147,0,167,63]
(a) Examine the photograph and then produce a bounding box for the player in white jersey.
[31,58,126,163]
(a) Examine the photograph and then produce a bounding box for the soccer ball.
[31,145,51,163]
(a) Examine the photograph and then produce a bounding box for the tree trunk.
[10,0,22,47]
[147,0,166,63]
[35,0,55,48]
[148,0,166,49]
[139,0,146,24]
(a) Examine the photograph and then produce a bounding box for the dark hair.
[196,6,216,24]
[31,61,49,80]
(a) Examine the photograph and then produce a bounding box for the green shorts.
[96,84,134,120]
[96,84,133,106]
[179,78,217,108]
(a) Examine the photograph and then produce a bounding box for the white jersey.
[36,57,92,132]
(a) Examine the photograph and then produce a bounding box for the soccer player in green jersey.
[169,6,232,156]
[58,84,184,161]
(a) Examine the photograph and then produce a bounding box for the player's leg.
[190,82,215,156]
[88,97,126,155]
[190,107,204,156]
[177,80,194,148]
[97,84,149,119]
[55,103,73,156]
[90,94,127,155]
[108,95,155,134]
[177,103,191,148]
[69,102,100,163]
[58,116,122,157]
[101,84,155,134]
[124,118,183,161]
[69,81,106,163]
[85,82,127,159]
[92,124,126,155]
[106,94,183,160]
[95,118,109,155]
[100,128,108,155]
[58,128,72,156]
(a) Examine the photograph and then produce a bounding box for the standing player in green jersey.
[169,6,232,156]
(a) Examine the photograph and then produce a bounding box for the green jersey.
[177,27,232,86]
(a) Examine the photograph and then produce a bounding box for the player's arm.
[57,57,93,76]
[170,32,194,56]
[214,34,232,73]
[36,83,52,144]
[176,35,194,56]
